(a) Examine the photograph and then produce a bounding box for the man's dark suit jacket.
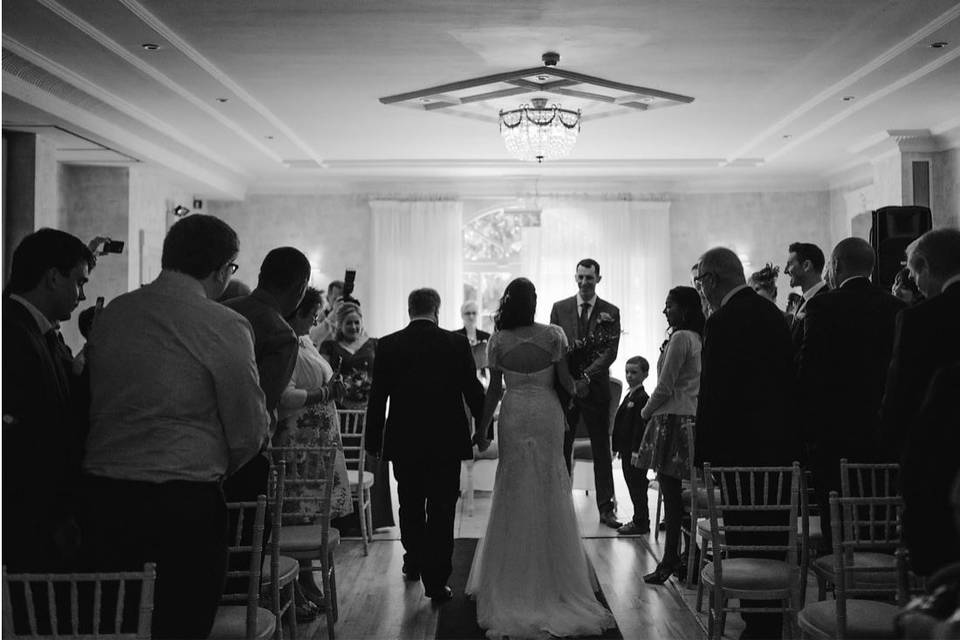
[224,290,298,417]
[366,320,485,462]
[901,363,960,577]
[2,296,79,570]
[453,327,491,343]
[695,287,798,467]
[797,277,906,457]
[612,385,649,455]
[880,280,960,457]
[790,282,830,354]
[550,296,620,406]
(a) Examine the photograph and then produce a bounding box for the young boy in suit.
[613,356,651,535]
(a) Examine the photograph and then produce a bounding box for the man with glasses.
[80,215,269,638]
[693,247,797,640]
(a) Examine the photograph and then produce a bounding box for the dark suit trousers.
[78,475,228,639]
[563,399,616,514]
[618,448,650,526]
[392,459,461,591]
[222,452,272,595]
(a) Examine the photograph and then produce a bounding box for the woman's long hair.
[494,278,537,331]
[334,301,363,341]
[667,285,706,338]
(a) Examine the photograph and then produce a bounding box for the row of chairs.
[664,461,911,640]
[3,406,373,640]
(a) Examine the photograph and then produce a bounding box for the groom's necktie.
[578,302,590,338]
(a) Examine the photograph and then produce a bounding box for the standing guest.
[365,288,484,601]
[309,280,344,347]
[613,356,650,537]
[881,228,960,457]
[455,299,491,373]
[798,237,905,551]
[550,258,622,529]
[2,229,96,574]
[80,215,269,639]
[276,286,350,617]
[223,247,310,592]
[637,286,704,582]
[783,242,829,352]
[319,302,396,531]
[694,247,797,640]
[747,263,780,303]
[891,267,925,306]
[901,363,960,576]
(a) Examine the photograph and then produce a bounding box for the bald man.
[798,237,906,552]
[693,247,797,639]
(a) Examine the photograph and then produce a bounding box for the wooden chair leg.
[364,490,374,542]
[320,556,335,640]
[285,581,297,640]
[717,597,727,640]
[329,558,339,622]
[356,490,369,556]
[685,531,698,588]
[654,484,663,542]
[706,585,716,640]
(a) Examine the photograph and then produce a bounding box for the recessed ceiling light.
[216,98,228,103]
[782,134,793,139]
[141,43,161,51]
[930,41,949,49]
[842,96,856,102]
[265,135,275,140]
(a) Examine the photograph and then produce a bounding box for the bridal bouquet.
[341,364,373,404]
[568,311,621,379]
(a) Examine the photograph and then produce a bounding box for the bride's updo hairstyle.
[494,277,537,331]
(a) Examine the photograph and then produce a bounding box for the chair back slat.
[269,446,337,533]
[337,409,367,478]
[2,564,156,639]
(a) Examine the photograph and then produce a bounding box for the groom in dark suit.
[550,258,621,528]
[366,288,485,601]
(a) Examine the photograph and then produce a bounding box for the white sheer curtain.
[519,198,672,390]
[368,200,464,338]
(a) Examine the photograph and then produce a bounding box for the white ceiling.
[3,0,960,198]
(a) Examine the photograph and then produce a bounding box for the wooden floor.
[294,460,723,640]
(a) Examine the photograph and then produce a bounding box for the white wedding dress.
[466,323,616,639]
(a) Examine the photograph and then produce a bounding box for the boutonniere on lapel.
[597,311,614,325]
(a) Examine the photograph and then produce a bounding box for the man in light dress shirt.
[80,215,270,639]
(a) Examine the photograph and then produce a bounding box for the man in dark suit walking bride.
[550,258,622,528]
[365,288,485,601]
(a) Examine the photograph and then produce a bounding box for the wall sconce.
[172,205,190,217]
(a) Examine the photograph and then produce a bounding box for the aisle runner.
[435,538,623,639]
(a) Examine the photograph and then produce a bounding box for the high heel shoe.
[643,560,679,585]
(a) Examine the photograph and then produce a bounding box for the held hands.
[630,451,643,469]
[573,378,590,398]
[472,431,491,452]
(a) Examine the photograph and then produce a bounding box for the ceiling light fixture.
[141,43,160,51]
[842,96,856,101]
[499,97,581,163]
[216,98,229,103]
[930,41,949,48]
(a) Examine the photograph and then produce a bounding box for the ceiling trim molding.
[115,0,325,166]
[2,71,246,199]
[765,43,960,163]
[281,158,766,174]
[33,0,283,163]
[3,36,248,176]
[724,3,960,163]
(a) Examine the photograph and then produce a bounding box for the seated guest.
[902,364,960,576]
[747,263,780,303]
[2,229,96,574]
[798,237,905,551]
[613,356,650,537]
[694,247,797,639]
[891,267,924,305]
[637,286,704,582]
[881,228,960,457]
[454,300,491,376]
[319,303,396,531]
[309,279,344,347]
[80,215,269,639]
[276,286,351,617]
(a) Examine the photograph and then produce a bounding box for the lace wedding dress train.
[466,324,616,639]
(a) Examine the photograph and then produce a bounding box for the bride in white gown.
[466,278,616,639]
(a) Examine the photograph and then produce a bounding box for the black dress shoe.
[401,563,420,580]
[643,561,679,585]
[425,586,453,602]
[599,512,622,529]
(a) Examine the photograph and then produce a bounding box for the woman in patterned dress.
[635,285,705,584]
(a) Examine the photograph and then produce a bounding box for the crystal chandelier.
[499,97,581,163]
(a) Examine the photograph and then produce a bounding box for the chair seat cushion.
[798,599,899,639]
[346,469,375,488]
[261,554,299,585]
[209,605,276,640]
[813,552,896,583]
[701,558,794,591]
[278,524,340,552]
